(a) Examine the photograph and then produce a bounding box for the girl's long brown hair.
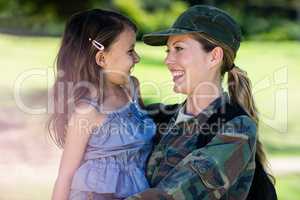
[47,9,137,148]
[191,32,273,182]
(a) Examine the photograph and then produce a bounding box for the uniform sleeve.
[125,115,257,200]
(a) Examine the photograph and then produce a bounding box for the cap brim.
[143,28,195,46]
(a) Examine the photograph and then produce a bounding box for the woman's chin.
[173,85,188,94]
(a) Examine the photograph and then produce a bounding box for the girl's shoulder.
[62,102,107,153]
[71,100,107,131]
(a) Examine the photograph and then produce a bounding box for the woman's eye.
[175,46,183,51]
[165,47,182,53]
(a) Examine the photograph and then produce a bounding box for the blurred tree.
[113,0,188,38]
[0,0,298,40]
[16,0,89,19]
[184,0,300,40]
[141,0,173,11]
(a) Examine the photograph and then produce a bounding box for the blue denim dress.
[69,85,156,200]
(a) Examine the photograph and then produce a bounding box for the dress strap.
[129,77,138,103]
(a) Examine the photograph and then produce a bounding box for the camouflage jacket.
[126,93,257,200]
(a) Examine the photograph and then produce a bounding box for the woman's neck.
[186,81,222,116]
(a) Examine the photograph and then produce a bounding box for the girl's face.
[165,34,218,95]
[100,28,140,85]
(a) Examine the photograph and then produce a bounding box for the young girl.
[48,9,156,200]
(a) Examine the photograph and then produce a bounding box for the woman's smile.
[170,69,185,83]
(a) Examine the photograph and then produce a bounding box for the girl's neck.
[103,83,129,100]
[186,81,222,116]
[102,79,131,102]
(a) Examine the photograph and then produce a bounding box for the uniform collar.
[179,91,230,125]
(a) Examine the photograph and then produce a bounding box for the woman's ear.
[209,46,223,69]
[95,51,106,67]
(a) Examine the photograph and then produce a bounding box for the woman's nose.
[164,53,175,66]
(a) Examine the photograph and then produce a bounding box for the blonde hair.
[191,32,270,173]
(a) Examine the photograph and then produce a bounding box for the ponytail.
[191,32,272,179]
[227,66,258,124]
[227,65,273,183]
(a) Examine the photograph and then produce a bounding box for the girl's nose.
[134,51,140,64]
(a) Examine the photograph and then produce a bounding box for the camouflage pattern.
[125,93,257,200]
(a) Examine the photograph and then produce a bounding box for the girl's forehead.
[116,29,136,45]
[109,29,136,51]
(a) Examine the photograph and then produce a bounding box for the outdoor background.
[0,0,299,199]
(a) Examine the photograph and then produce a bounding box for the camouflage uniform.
[125,93,257,200]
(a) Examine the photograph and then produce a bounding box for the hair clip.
[89,38,104,51]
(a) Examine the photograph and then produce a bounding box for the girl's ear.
[95,51,106,67]
[209,46,223,69]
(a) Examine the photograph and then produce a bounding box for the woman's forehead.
[166,34,197,47]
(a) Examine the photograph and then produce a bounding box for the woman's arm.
[51,104,105,200]
[126,115,257,200]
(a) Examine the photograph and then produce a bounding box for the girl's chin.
[107,73,131,83]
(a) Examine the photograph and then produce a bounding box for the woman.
[126,5,276,200]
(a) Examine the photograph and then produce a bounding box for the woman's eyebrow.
[167,40,186,47]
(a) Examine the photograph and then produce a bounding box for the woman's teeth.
[172,71,185,81]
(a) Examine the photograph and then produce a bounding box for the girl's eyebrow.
[129,43,135,48]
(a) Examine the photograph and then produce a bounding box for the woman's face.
[165,34,217,95]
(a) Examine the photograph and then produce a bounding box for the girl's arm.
[51,104,105,200]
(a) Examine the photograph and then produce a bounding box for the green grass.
[0,174,296,200]
[0,172,299,200]
[1,33,300,199]
[1,33,300,156]
[276,174,300,200]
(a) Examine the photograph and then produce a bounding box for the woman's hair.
[191,32,272,180]
[47,9,137,148]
